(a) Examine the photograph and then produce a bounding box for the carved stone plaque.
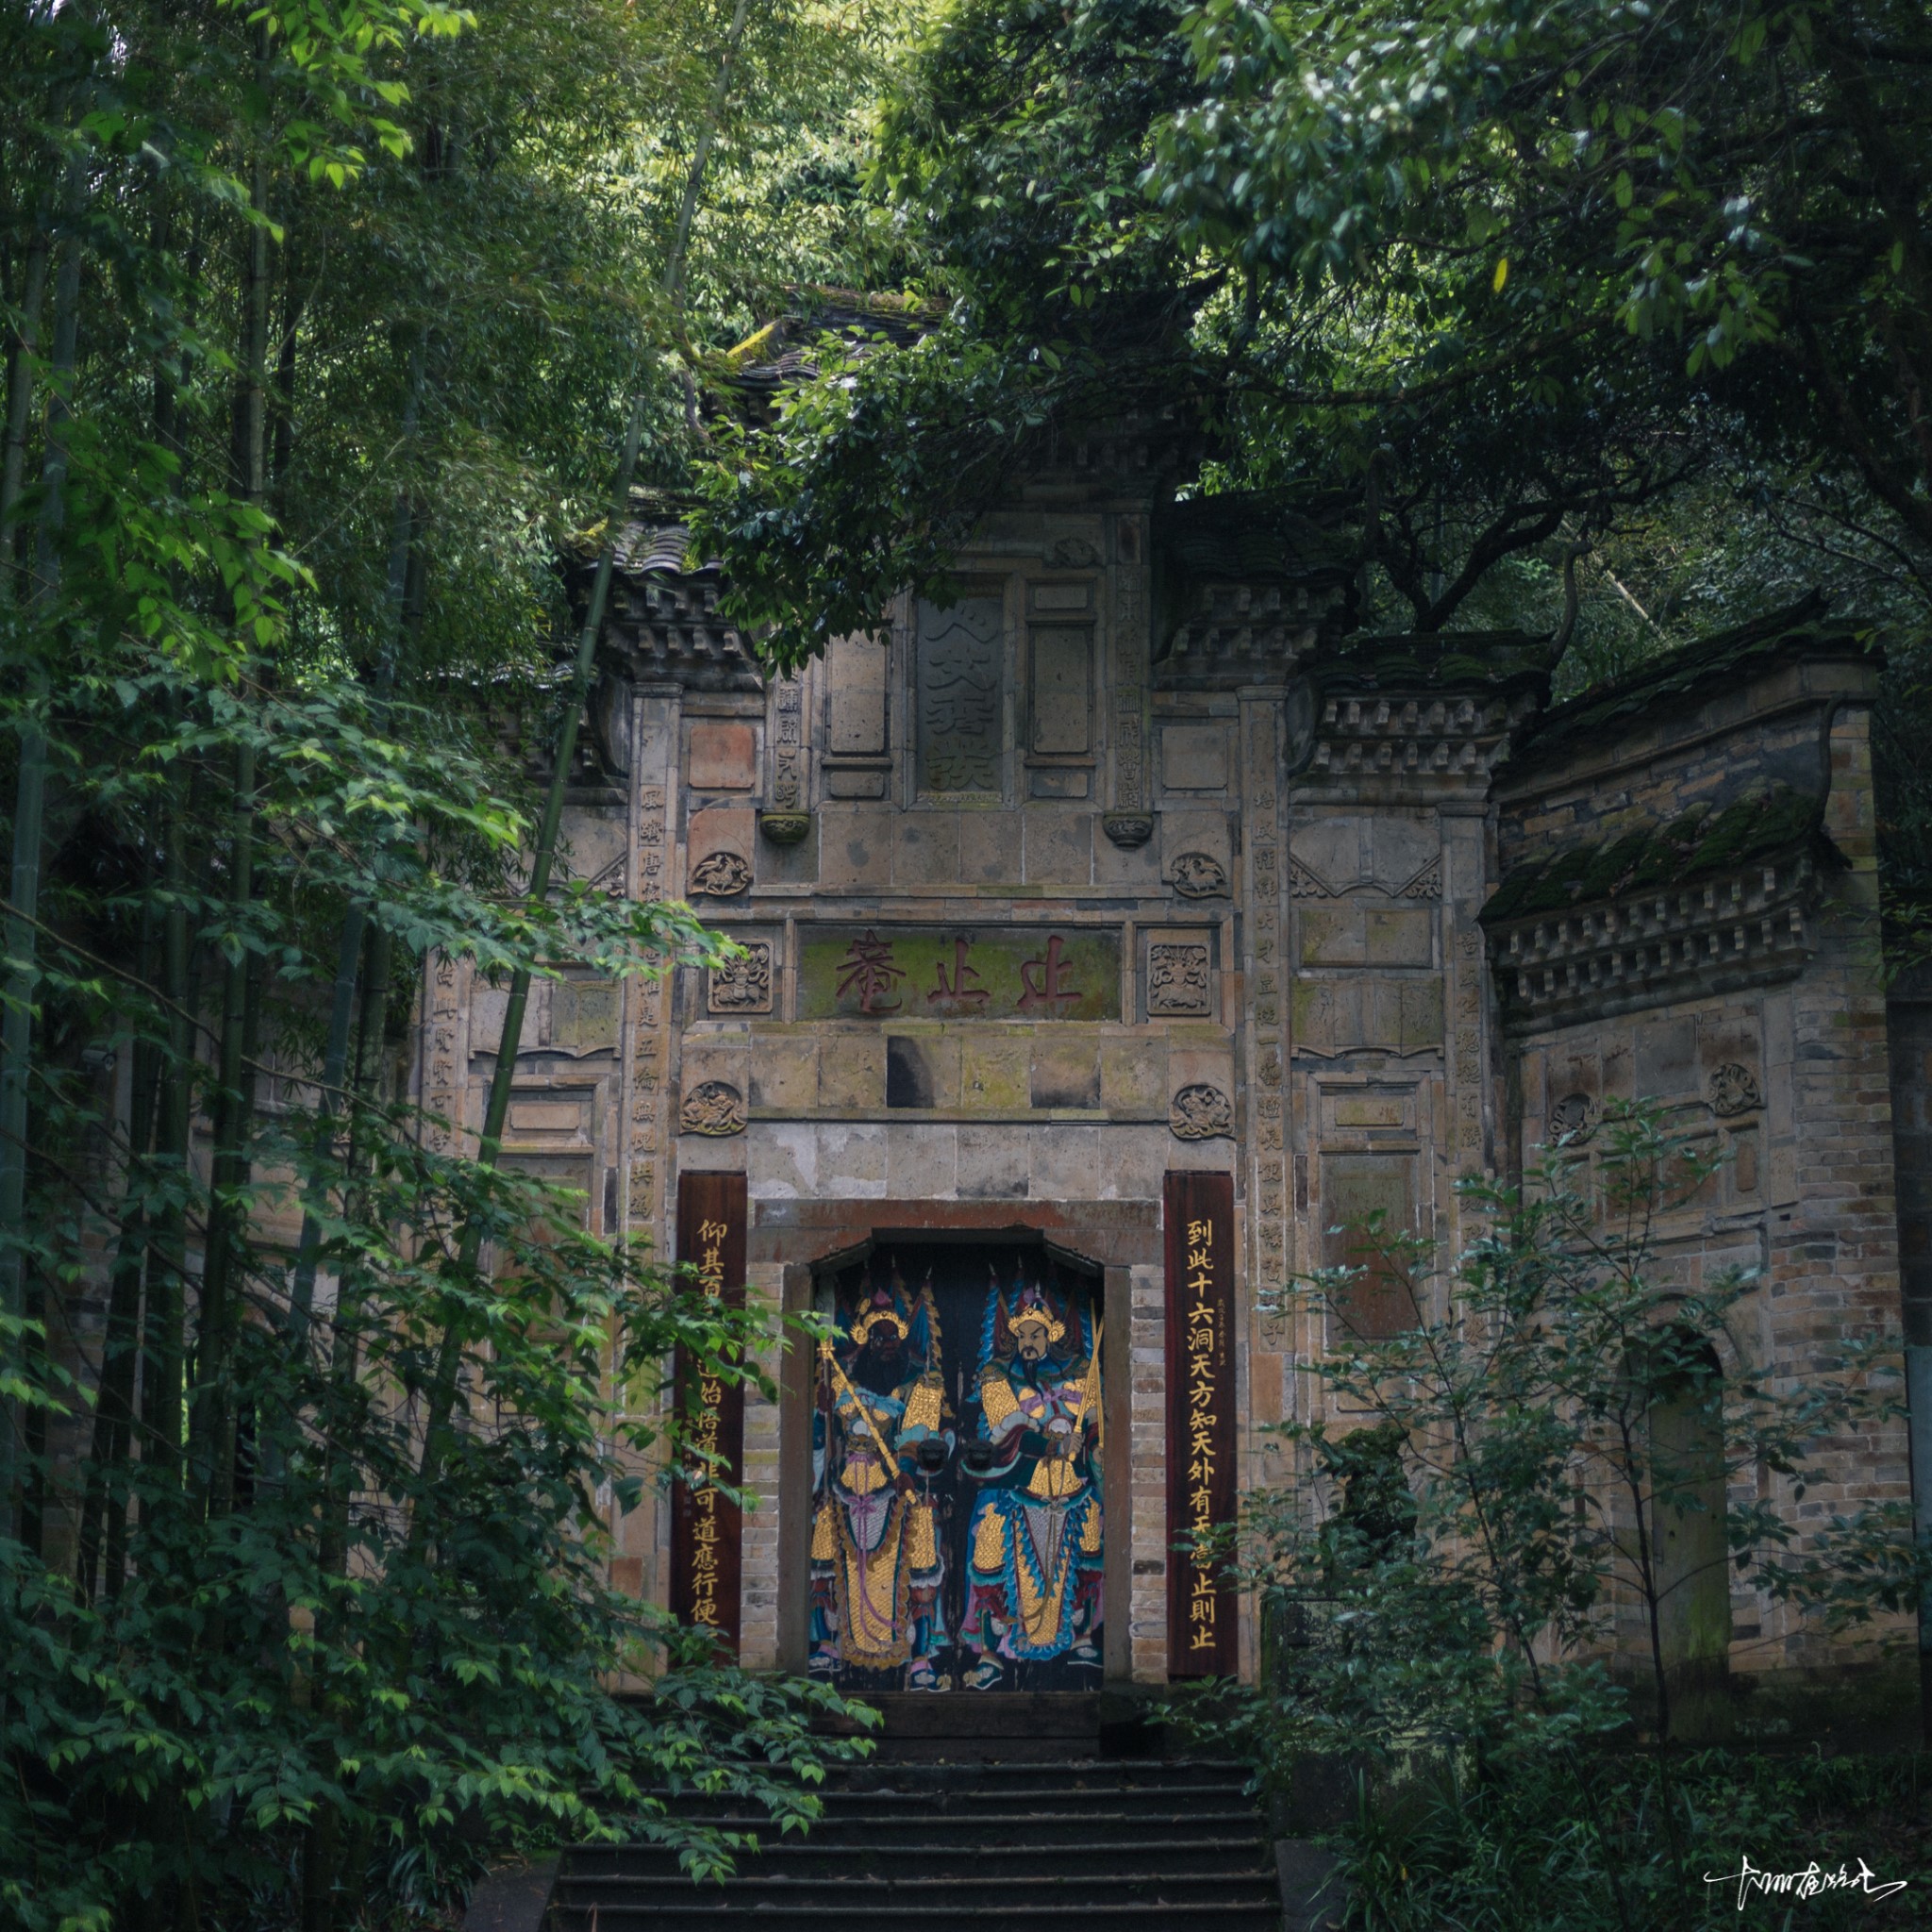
[797,924,1122,1022]
[916,596,1004,794]
[1147,941,1212,1017]
[709,941,774,1016]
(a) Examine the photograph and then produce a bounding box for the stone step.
[546,1899,1286,1932]
[555,1873,1279,1907]
[820,1692,1108,1738]
[541,1757,1285,1932]
[564,1838,1274,1881]
[649,1778,1255,1814]
[603,1807,1266,1847]
[823,1758,1248,1788]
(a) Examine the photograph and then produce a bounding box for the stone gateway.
[419,465,1915,1732]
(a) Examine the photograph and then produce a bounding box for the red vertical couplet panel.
[671,1172,747,1655]
[1165,1170,1239,1677]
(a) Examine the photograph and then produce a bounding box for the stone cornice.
[1484,846,1824,1032]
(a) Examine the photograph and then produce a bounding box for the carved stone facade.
[422,483,1912,1726]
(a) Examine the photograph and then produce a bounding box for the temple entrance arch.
[806,1232,1106,1693]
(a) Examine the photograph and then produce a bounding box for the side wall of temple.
[1491,637,1908,1713]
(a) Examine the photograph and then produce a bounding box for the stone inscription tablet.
[917,596,1004,794]
[797,925,1122,1022]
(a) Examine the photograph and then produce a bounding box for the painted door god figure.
[809,1270,953,1688]
[960,1274,1103,1688]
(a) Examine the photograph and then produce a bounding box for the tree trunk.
[142,756,194,1483]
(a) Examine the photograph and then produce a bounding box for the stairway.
[546,1743,1283,1931]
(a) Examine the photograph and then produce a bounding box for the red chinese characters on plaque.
[1165,1171,1239,1676]
[671,1173,746,1655]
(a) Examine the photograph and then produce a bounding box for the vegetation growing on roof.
[1482,788,1828,924]
[1507,591,1877,771]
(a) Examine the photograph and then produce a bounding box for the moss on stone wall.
[1483,786,1827,924]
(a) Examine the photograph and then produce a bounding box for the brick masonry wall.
[1501,679,1911,1685]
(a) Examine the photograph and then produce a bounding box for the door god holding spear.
[809,1270,953,1688]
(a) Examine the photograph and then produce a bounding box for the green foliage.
[696,0,1931,682]
[1325,1748,1928,1931]
[1208,1104,1923,1920]
[1,1154,858,1930]
[1,0,908,1924]
[0,641,875,1931]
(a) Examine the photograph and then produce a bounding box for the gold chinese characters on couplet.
[1165,1171,1238,1675]
[671,1174,746,1654]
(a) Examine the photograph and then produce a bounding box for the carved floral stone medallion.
[689,851,753,896]
[680,1081,746,1136]
[1550,1092,1601,1143]
[708,941,774,1015]
[1707,1063,1763,1117]
[1170,851,1228,898]
[1169,1083,1234,1141]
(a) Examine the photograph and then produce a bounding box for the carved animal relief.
[680,1081,746,1137]
[1708,1062,1763,1117]
[1170,851,1228,898]
[690,851,753,896]
[1169,1083,1234,1141]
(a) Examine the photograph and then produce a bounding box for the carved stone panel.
[709,941,775,1016]
[680,1080,746,1136]
[826,632,889,757]
[1708,1063,1763,1117]
[1030,625,1092,756]
[1171,851,1229,898]
[916,596,1005,794]
[1291,975,1445,1057]
[690,851,753,896]
[1147,939,1213,1017]
[1169,1083,1234,1141]
[551,976,621,1051]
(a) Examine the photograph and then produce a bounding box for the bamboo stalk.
[410,0,755,1504]
[0,156,83,1543]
